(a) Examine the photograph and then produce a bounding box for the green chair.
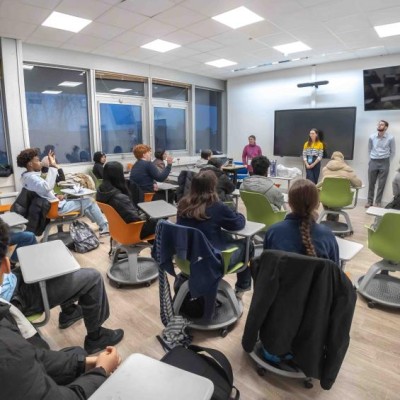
[240,190,286,234]
[356,212,400,308]
[88,169,103,189]
[317,177,360,237]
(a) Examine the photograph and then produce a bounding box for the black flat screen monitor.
[274,107,356,160]
[363,65,400,110]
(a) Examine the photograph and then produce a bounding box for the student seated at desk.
[195,149,212,168]
[8,230,37,267]
[0,220,124,355]
[241,156,284,211]
[16,148,109,235]
[92,151,106,179]
[0,297,121,399]
[264,179,339,266]
[152,149,167,172]
[130,144,174,202]
[177,170,253,296]
[96,161,157,239]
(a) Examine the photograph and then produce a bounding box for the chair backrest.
[368,213,400,263]
[240,190,286,231]
[233,161,248,175]
[97,202,150,244]
[319,177,354,208]
[46,200,60,219]
[87,169,103,189]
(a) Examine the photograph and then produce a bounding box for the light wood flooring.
[39,201,400,400]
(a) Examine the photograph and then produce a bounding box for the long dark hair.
[307,128,321,147]
[288,179,319,257]
[103,161,129,195]
[178,170,219,220]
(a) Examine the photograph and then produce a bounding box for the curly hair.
[133,144,151,160]
[251,156,270,176]
[288,179,319,257]
[0,220,10,260]
[16,148,39,168]
[93,151,105,163]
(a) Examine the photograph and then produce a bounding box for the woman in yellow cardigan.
[303,128,324,184]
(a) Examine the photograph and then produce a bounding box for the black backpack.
[161,345,240,400]
[385,194,400,210]
[69,220,100,253]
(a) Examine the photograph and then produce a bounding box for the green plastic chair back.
[367,213,400,263]
[240,190,286,232]
[319,177,354,208]
[88,169,103,189]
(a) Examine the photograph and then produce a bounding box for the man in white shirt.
[367,120,396,207]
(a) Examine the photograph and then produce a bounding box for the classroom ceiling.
[1,0,400,80]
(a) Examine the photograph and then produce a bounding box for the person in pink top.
[242,135,262,175]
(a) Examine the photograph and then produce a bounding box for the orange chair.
[97,202,158,287]
[0,204,12,213]
[144,192,155,202]
[42,200,80,242]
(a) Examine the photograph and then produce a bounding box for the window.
[195,88,222,153]
[0,63,9,166]
[152,82,188,101]
[96,71,145,97]
[24,65,90,164]
[154,106,186,150]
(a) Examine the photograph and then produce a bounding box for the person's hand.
[305,164,311,169]
[166,155,174,165]
[85,356,98,371]
[153,183,159,191]
[95,346,121,376]
[48,150,59,169]
[56,194,64,201]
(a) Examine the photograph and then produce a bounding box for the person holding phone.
[303,128,324,184]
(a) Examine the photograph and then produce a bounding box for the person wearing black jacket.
[0,229,122,399]
[96,161,157,239]
[92,151,106,179]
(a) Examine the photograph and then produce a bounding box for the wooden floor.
[40,201,400,400]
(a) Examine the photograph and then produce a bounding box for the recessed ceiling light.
[58,81,83,87]
[42,90,62,95]
[374,21,400,38]
[41,11,92,33]
[141,39,180,53]
[110,88,133,93]
[273,41,311,55]
[23,65,34,70]
[205,59,237,68]
[212,6,264,29]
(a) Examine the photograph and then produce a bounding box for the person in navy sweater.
[129,144,174,201]
[177,170,253,295]
[264,178,339,266]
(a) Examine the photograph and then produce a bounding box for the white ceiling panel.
[61,34,106,52]
[133,19,177,37]
[20,0,62,9]
[153,5,207,28]
[185,39,224,52]
[81,22,125,40]
[96,7,147,29]
[310,0,359,22]
[324,14,373,35]
[185,18,229,37]
[117,0,176,17]
[163,29,204,45]
[355,0,400,12]
[366,6,400,26]
[55,0,113,20]
[92,40,133,56]
[179,0,247,18]
[113,30,154,46]
[0,18,37,40]
[0,1,50,25]
[28,25,74,43]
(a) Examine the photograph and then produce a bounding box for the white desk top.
[336,237,364,261]
[0,191,19,199]
[89,353,214,400]
[156,181,179,190]
[268,175,294,181]
[61,188,96,197]
[17,240,80,284]
[227,220,266,237]
[222,164,245,171]
[138,200,177,219]
[232,189,240,197]
[0,212,28,227]
[366,206,400,217]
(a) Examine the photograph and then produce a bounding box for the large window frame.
[0,62,10,166]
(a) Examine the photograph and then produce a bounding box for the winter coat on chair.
[200,164,235,203]
[317,151,362,188]
[242,249,356,390]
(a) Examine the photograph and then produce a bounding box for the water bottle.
[270,160,277,177]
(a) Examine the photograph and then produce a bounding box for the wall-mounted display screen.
[363,65,400,111]
[274,107,357,160]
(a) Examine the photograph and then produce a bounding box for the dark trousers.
[368,158,390,204]
[14,268,110,333]
[306,162,321,185]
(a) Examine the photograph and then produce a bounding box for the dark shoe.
[234,286,251,299]
[59,305,83,329]
[364,203,372,208]
[84,327,124,354]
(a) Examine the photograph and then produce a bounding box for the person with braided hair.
[263,178,339,266]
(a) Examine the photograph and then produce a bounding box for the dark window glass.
[154,107,186,150]
[96,78,145,96]
[24,65,90,164]
[195,88,222,153]
[152,83,188,101]
[0,68,9,165]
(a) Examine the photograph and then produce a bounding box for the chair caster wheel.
[257,366,267,377]
[349,231,354,236]
[303,379,313,389]
[220,328,229,338]
[145,281,151,287]
[368,301,376,309]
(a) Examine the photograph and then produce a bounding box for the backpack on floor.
[385,194,400,210]
[160,345,240,400]
[69,221,99,253]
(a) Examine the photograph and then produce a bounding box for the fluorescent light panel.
[212,6,264,29]
[206,59,237,68]
[141,39,180,53]
[41,11,92,33]
[273,41,311,55]
[23,65,34,70]
[110,88,132,93]
[42,90,62,94]
[58,81,82,87]
[374,21,400,38]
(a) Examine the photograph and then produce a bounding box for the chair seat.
[0,204,12,213]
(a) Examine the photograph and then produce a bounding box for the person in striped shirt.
[303,128,324,184]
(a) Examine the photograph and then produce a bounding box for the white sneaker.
[99,224,109,236]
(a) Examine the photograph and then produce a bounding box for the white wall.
[227,54,400,203]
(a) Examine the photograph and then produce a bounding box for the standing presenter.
[242,135,262,175]
[303,128,324,184]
